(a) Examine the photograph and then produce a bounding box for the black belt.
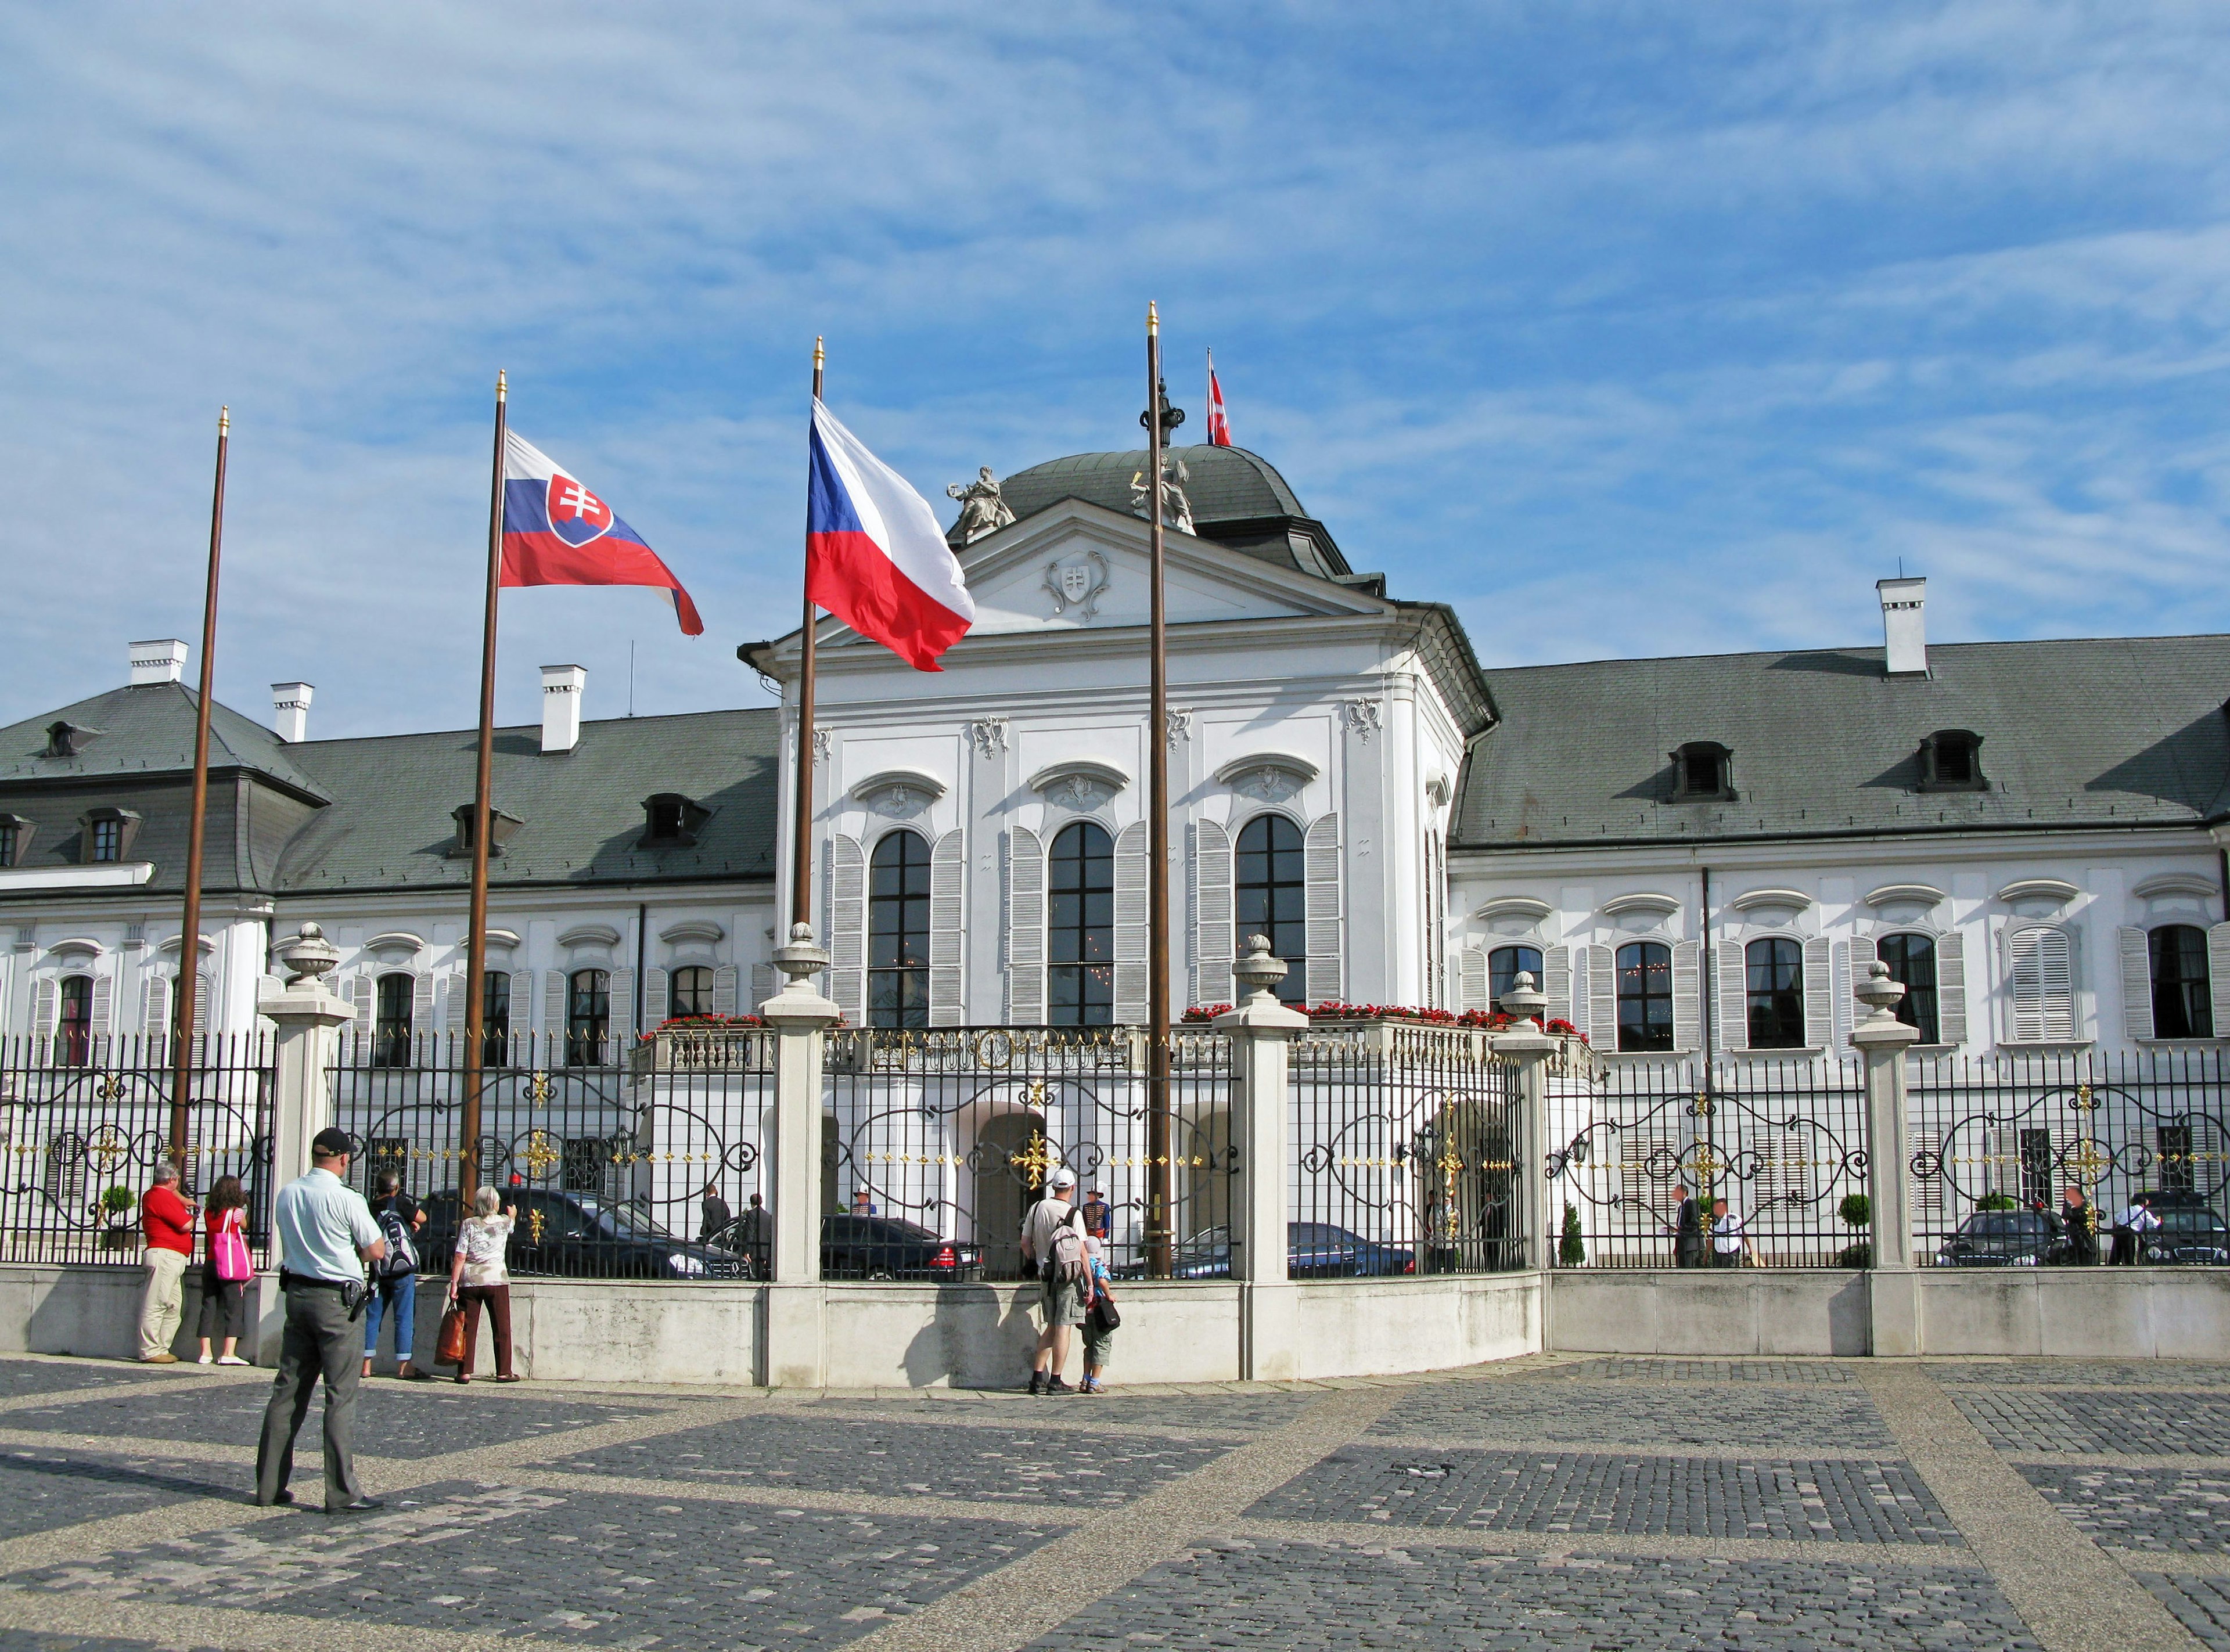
[279,1273,355,1291]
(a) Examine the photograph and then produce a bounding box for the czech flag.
[807,398,976,671]
[1206,350,1232,448]
[501,432,704,636]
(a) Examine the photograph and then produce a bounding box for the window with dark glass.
[1745,937,1805,1049]
[57,974,92,1067]
[89,818,122,863]
[1879,933,1940,1043]
[2150,924,2213,1038]
[0,820,16,868]
[670,964,713,1018]
[1918,729,1987,792]
[1670,742,1734,801]
[2158,1124,2196,1194]
[646,797,686,840]
[567,968,610,1066]
[1488,945,1544,1018]
[1614,942,1674,1052]
[1049,822,1115,1025]
[869,830,931,1029]
[481,970,512,1067]
[1235,815,1307,1006]
[373,972,413,1067]
[2019,1127,2053,1210]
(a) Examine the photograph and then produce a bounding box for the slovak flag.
[501,432,704,636]
[1206,350,1232,448]
[807,398,976,671]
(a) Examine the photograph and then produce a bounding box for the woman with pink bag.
[196,1176,254,1366]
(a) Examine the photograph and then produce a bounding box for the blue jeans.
[363,1273,416,1364]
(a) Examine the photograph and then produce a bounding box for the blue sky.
[5,3,2230,737]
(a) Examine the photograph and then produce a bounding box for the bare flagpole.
[792,339,825,942]
[460,369,507,1205]
[1145,304,1174,1278]
[170,406,228,1175]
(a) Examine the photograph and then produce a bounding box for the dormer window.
[77,808,140,865]
[45,721,98,760]
[447,805,523,859]
[1670,742,1735,802]
[1918,729,1986,792]
[639,793,711,849]
[0,815,27,868]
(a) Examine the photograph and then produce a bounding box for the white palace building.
[5,442,2230,1069]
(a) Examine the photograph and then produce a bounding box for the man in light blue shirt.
[256,1128,386,1512]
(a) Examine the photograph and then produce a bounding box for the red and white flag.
[1206,350,1232,447]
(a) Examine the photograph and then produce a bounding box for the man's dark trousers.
[256,1282,364,1509]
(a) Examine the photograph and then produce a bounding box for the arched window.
[567,968,610,1066]
[1745,937,1804,1049]
[480,971,512,1067]
[869,830,931,1028]
[1878,933,1940,1044]
[670,964,714,1020]
[57,974,93,1067]
[2150,924,2213,1038]
[1614,942,1673,1052]
[1236,815,1307,1006]
[1048,822,1114,1025]
[373,972,413,1068]
[1488,945,1544,1016]
[2007,924,2076,1042]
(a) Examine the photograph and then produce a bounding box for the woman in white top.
[447,1186,517,1383]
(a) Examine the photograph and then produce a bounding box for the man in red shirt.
[138,1164,196,1363]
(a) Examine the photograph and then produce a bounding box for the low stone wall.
[1547,1268,1873,1356]
[1910,1267,2230,1357]
[0,1262,283,1364]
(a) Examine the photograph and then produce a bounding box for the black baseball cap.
[311,1127,352,1158]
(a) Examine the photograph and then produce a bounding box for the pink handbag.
[211,1211,252,1283]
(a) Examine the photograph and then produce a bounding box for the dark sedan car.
[703,1213,984,1281]
[418,1188,750,1280]
[1116,1221,1416,1281]
[2142,1206,2230,1265]
[1937,1208,2069,1268]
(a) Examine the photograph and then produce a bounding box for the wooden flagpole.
[1145,305,1173,1277]
[792,339,824,941]
[459,369,507,1204]
[170,406,228,1174]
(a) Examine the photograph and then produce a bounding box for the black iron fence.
[823,1027,1236,1280]
[1548,1057,1869,1268]
[1289,1023,1526,1275]
[1910,1050,2230,1266]
[0,1034,274,1266]
[327,1028,770,1281]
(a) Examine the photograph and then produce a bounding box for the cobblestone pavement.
[0,1351,2216,1651]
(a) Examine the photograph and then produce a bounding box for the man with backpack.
[362,1171,429,1380]
[1020,1165,1088,1395]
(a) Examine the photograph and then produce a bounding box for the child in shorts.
[1080,1234,1116,1394]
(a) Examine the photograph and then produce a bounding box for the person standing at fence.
[1673,1183,1706,1268]
[1021,1166,1088,1395]
[136,1163,196,1363]
[362,1173,428,1381]
[736,1193,771,1278]
[446,1186,518,1383]
[2109,1193,2161,1265]
[1080,1188,1112,1245]
[1078,1232,1116,1395]
[1709,1197,1753,1268]
[256,1126,386,1511]
[2060,1186,2099,1266]
[699,1182,732,1241]
[196,1175,253,1366]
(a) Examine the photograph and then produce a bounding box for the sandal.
[494,1373,521,1383]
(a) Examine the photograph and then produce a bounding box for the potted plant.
[1836,1192,1871,1269]
[99,1186,136,1250]
[1558,1201,1585,1267]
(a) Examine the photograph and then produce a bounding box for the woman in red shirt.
[197,1176,253,1365]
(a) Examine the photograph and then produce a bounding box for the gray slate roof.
[999,444,1308,526]
[272,709,780,892]
[1454,635,2230,851]
[0,683,328,801]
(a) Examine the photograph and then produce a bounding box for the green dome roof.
[996,444,1308,527]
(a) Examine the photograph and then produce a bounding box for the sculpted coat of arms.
[1044,549,1110,619]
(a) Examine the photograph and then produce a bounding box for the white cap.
[1048,1167,1077,1190]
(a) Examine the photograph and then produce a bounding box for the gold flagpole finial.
[1147,300,1159,335]
[217,406,229,434]
[814,335,825,369]
[495,369,507,402]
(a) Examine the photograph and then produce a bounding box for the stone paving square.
[1537,1357,1859,1384]
[1369,1376,1898,1450]
[1936,1362,2230,1389]
[6,1478,1062,1646]
[2020,1462,2230,1553]
[2143,1572,2230,1652]
[1027,1539,2042,1651]
[5,1381,660,1459]
[0,1444,238,1542]
[807,1390,1318,1434]
[0,1364,167,1402]
[0,1637,220,1652]
[1952,1388,2230,1456]
[555,1412,1238,1505]
[1249,1445,1962,1543]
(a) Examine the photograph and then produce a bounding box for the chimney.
[129,639,188,686]
[541,664,585,754]
[1877,577,1927,675]
[271,682,314,743]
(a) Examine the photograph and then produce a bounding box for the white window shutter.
[2209,923,2230,1040]
[1458,946,1488,1013]
[1006,825,1046,1025]
[1717,943,1748,1052]
[195,972,210,1035]
[31,976,56,1039]
[90,974,113,1038]
[447,969,467,1035]
[714,964,742,1016]
[645,967,670,1025]
[1304,813,1343,1004]
[2118,926,2153,1041]
[608,967,636,1039]
[1542,945,1572,1027]
[412,970,434,1048]
[1585,942,1616,1047]
[1671,940,1701,1050]
[1801,935,1832,1049]
[1191,819,1234,1008]
[1113,822,1149,1024]
[143,972,171,1038]
[930,829,965,1026]
[825,833,866,1023]
[2008,924,2075,1042]
[1937,930,1968,1046]
[1833,941,1853,1047]
[543,969,567,1041]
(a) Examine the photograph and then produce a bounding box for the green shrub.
[1558,1202,1585,1267]
[1838,1193,1871,1230]
[100,1186,135,1215]
[1977,1192,2019,1212]
[1837,1241,1873,1269]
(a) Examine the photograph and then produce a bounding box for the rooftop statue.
[946,467,1016,544]
[1131,452,1195,535]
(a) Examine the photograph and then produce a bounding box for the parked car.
[1114,1221,1416,1281]
[2141,1204,2230,1265]
[1937,1208,2069,1268]
[703,1212,984,1281]
[418,1187,751,1280]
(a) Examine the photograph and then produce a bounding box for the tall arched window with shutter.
[1614,942,1674,1052]
[2006,924,2076,1043]
[670,965,714,1018]
[1048,822,1115,1025]
[567,969,611,1066]
[57,974,93,1067]
[1236,815,1307,1006]
[1744,938,1805,1049]
[1878,933,1940,1045]
[868,830,931,1028]
[373,973,413,1068]
[1488,945,1544,1014]
[2149,924,2213,1038]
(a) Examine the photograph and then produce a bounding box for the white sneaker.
[196,1354,213,1365]
[215,1355,250,1366]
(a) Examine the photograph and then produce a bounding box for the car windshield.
[1179,1228,1231,1253]
[1288,1224,1357,1248]
[571,1197,676,1242]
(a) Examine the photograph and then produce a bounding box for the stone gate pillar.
[1853,961,1922,1355]
[1215,937,1307,1381]
[760,923,838,1387]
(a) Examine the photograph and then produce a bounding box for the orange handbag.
[436,1301,468,1366]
